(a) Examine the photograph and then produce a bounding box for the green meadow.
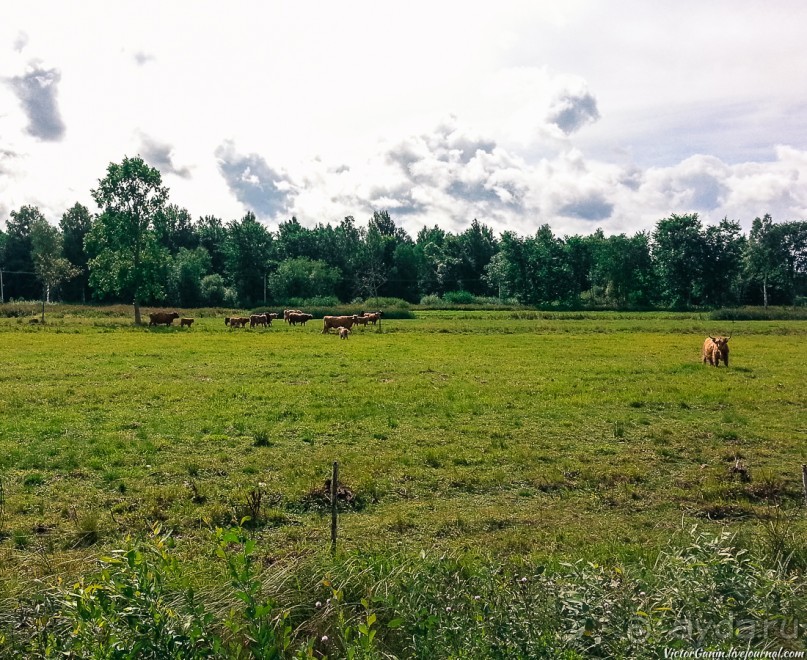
[1,308,806,657]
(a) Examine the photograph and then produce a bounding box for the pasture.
[1,308,806,655]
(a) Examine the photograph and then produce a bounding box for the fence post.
[802,464,807,507]
[331,461,339,554]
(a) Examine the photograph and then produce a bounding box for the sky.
[2,0,806,239]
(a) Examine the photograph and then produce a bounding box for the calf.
[180,318,194,328]
[338,327,351,340]
[702,335,730,367]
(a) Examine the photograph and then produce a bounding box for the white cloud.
[1,1,806,237]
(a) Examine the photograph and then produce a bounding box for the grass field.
[1,308,806,656]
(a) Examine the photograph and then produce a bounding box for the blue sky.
[2,0,806,238]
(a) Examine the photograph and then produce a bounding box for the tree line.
[1,156,805,319]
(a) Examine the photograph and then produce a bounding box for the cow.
[322,315,359,333]
[353,315,370,327]
[250,314,270,328]
[284,309,303,323]
[226,316,249,328]
[702,335,730,367]
[287,312,313,326]
[267,313,279,321]
[338,327,351,340]
[180,318,194,328]
[361,311,382,325]
[148,311,180,327]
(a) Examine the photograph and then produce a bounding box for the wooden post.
[802,464,807,507]
[330,461,338,554]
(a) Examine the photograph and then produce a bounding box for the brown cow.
[702,335,730,367]
[338,327,351,340]
[180,318,194,328]
[322,315,358,333]
[363,312,382,325]
[284,309,303,323]
[287,312,313,326]
[250,314,269,328]
[226,316,249,328]
[148,311,180,326]
[353,315,370,327]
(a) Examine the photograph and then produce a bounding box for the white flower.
[315,601,322,608]
[321,635,329,643]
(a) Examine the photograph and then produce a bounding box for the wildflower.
[321,635,329,643]
[326,598,331,605]
[445,606,452,613]
[520,576,528,583]
[474,595,481,601]
[315,601,322,608]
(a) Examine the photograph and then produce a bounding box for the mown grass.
[0,308,805,655]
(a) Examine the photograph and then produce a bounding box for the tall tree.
[744,214,786,309]
[30,217,79,321]
[167,247,212,307]
[4,205,42,300]
[779,221,807,306]
[59,202,92,302]
[652,213,706,308]
[196,215,228,276]
[0,227,6,303]
[154,204,198,254]
[700,218,744,307]
[87,156,170,324]
[224,211,272,306]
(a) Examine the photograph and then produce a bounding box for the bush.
[710,307,807,321]
[442,290,475,305]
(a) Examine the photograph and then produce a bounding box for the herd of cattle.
[148,310,732,359]
[147,309,382,340]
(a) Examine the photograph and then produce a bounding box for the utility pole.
[0,268,4,304]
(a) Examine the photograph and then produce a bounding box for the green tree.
[453,219,498,295]
[779,221,807,306]
[59,202,93,302]
[87,156,170,324]
[701,218,744,307]
[744,214,786,308]
[196,215,228,276]
[30,217,79,322]
[154,204,198,254]
[167,247,212,307]
[267,256,341,302]
[200,273,227,306]
[4,205,42,300]
[652,213,706,308]
[224,211,272,306]
[415,225,448,296]
[0,227,6,303]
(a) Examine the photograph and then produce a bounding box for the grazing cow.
[284,309,303,323]
[287,312,313,326]
[364,312,381,325]
[322,315,359,333]
[226,316,249,328]
[338,327,351,340]
[180,318,194,328]
[702,335,730,367]
[148,311,180,326]
[250,313,269,328]
[353,315,370,327]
